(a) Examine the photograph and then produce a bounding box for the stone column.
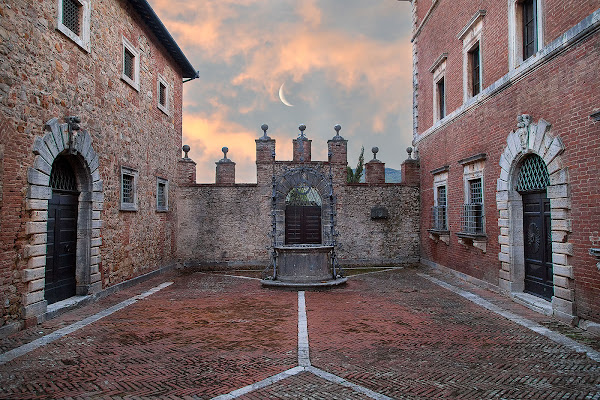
[327,124,348,185]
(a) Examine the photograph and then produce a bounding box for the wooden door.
[285,205,321,245]
[45,191,78,304]
[522,192,553,300]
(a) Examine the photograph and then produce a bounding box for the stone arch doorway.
[22,118,104,319]
[497,115,576,323]
[273,167,333,246]
[285,185,322,244]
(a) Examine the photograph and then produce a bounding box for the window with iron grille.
[157,178,168,211]
[120,167,138,211]
[522,0,536,60]
[56,0,90,52]
[517,154,549,192]
[461,178,484,234]
[432,185,448,231]
[159,83,166,106]
[121,37,140,90]
[470,44,481,96]
[50,156,78,192]
[62,0,81,36]
[124,49,134,80]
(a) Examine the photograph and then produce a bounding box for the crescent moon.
[278,83,294,107]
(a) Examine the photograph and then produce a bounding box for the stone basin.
[274,245,334,283]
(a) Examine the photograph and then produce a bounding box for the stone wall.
[0,0,190,330]
[177,135,420,269]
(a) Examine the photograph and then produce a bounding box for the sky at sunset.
[148,0,414,183]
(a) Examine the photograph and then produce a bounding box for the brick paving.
[0,267,599,399]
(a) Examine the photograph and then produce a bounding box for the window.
[458,155,486,236]
[470,44,481,96]
[433,185,448,231]
[156,178,168,211]
[522,0,536,60]
[437,78,446,119]
[121,37,140,90]
[120,167,138,211]
[458,10,485,101]
[56,0,91,52]
[508,0,543,68]
[462,178,484,235]
[430,53,447,123]
[157,74,169,115]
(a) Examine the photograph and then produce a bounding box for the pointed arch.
[496,115,576,323]
[22,118,104,319]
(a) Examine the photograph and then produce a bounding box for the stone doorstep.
[511,292,553,317]
[43,295,93,322]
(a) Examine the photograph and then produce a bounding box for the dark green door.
[522,192,553,300]
[45,191,78,304]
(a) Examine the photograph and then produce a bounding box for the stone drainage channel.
[0,273,598,398]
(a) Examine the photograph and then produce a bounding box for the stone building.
[0,0,197,334]
[177,126,421,270]
[411,0,600,325]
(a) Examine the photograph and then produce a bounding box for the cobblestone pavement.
[1,267,599,399]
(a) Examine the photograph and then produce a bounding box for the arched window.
[516,154,549,193]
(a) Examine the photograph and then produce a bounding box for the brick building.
[0,0,196,334]
[411,0,600,325]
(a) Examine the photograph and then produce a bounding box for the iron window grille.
[516,154,549,192]
[120,167,138,211]
[62,0,81,36]
[432,206,448,231]
[157,75,169,114]
[159,82,166,106]
[461,178,484,234]
[50,157,77,192]
[123,49,134,80]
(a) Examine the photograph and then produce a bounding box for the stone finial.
[406,146,413,159]
[298,124,307,139]
[221,146,229,161]
[182,144,190,159]
[372,146,379,160]
[260,123,271,140]
[332,124,345,141]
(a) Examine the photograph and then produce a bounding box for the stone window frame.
[23,118,103,320]
[121,36,140,91]
[428,166,450,245]
[497,116,575,324]
[508,0,544,69]
[157,74,170,115]
[429,54,447,124]
[458,10,485,102]
[56,0,91,53]
[156,177,168,212]
[120,166,138,211]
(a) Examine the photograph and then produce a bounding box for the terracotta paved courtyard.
[1,267,599,399]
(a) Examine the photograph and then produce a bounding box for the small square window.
[157,74,170,115]
[156,178,168,212]
[121,37,140,91]
[120,167,138,211]
[56,0,90,52]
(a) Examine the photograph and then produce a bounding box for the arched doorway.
[46,156,79,304]
[517,154,553,300]
[285,185,322,244]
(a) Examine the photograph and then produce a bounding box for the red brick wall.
[416,28,600,321]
